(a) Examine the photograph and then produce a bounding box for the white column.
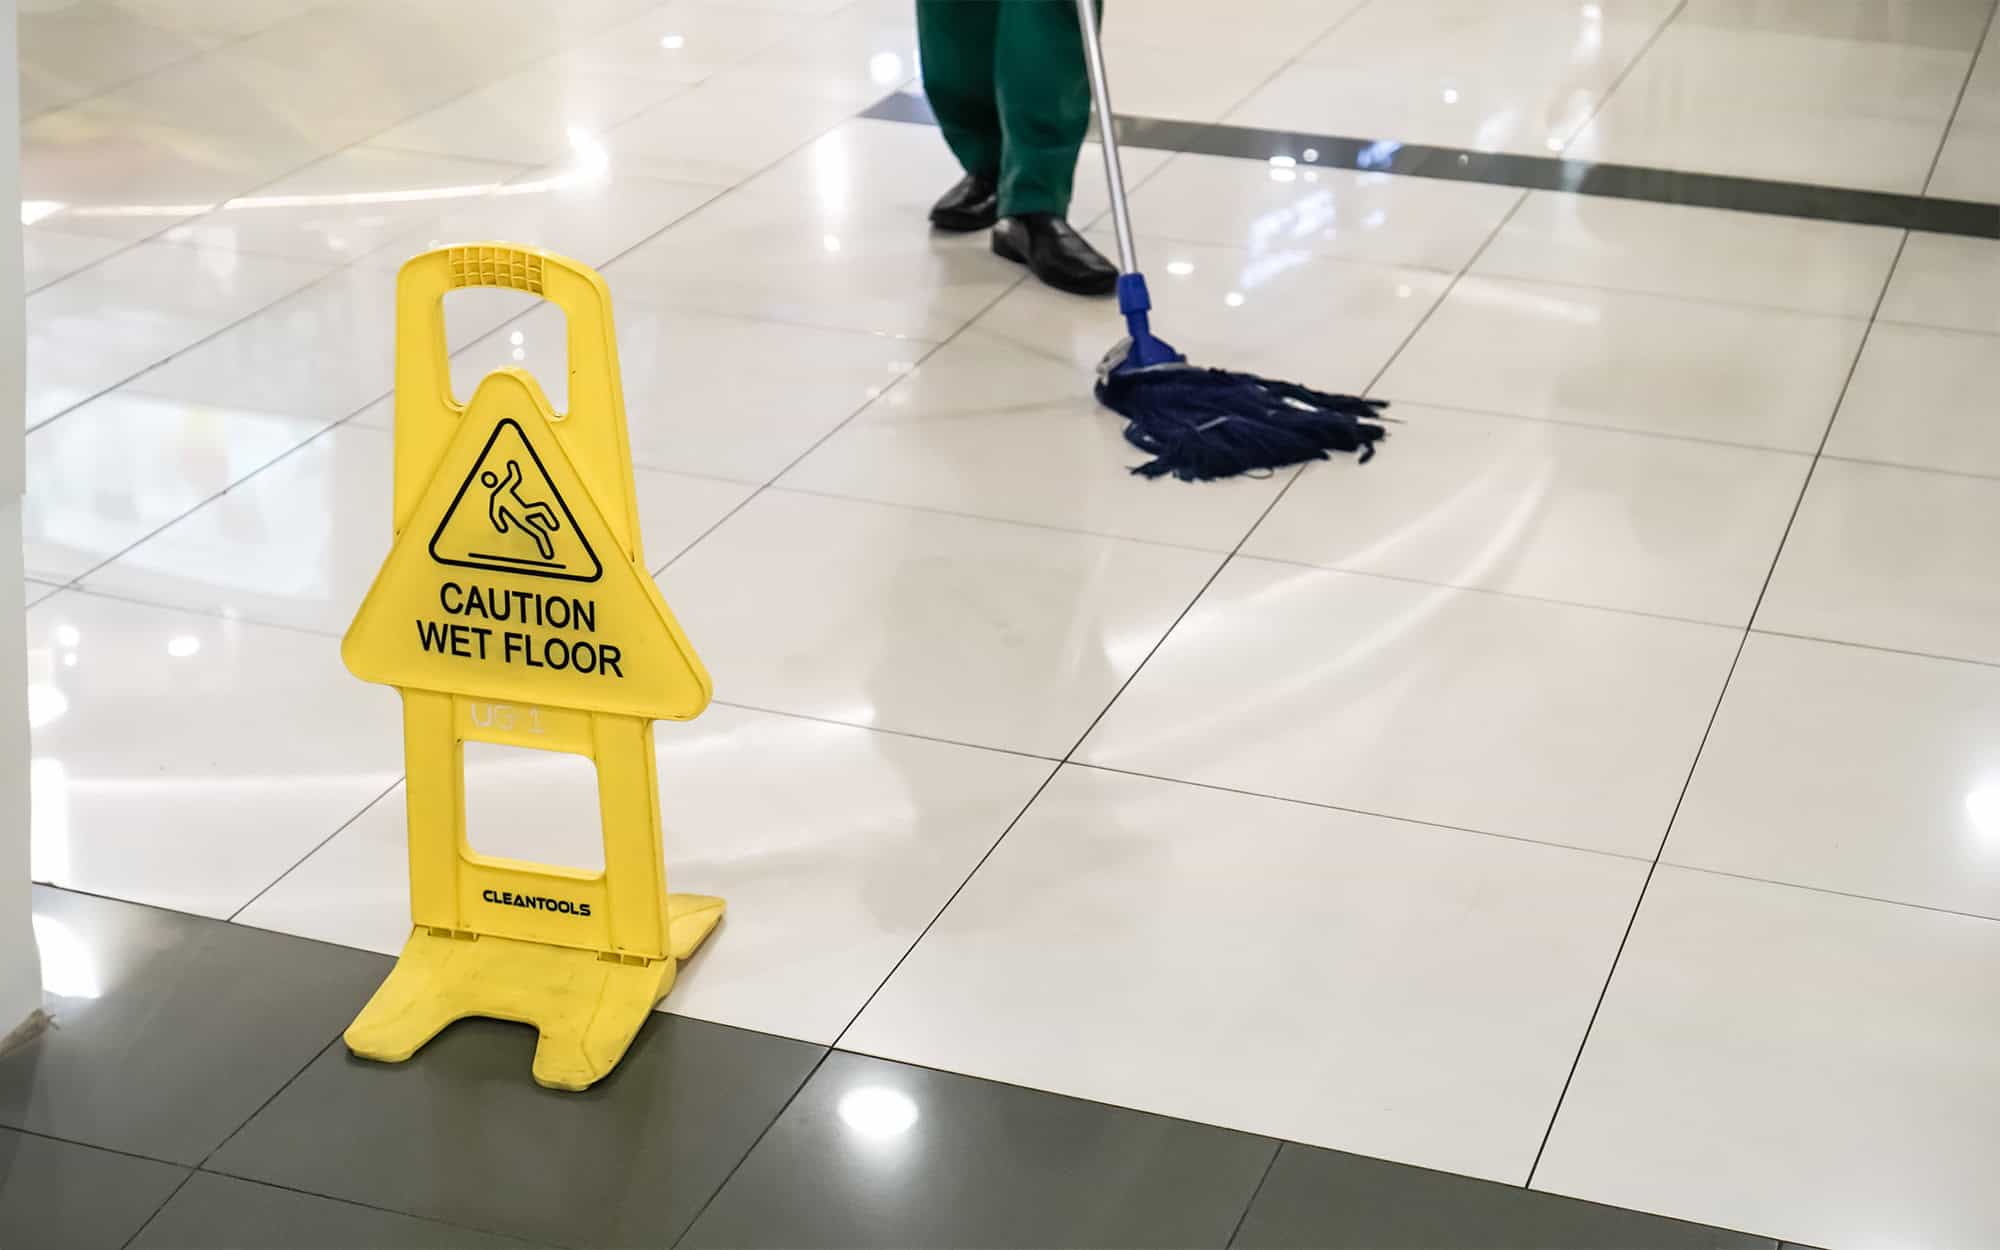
[0,0,43,1043]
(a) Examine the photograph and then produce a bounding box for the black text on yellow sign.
[416,581,625,677]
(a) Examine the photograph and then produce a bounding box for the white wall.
[0,0,42,1037]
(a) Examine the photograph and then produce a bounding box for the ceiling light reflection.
[838,1086,919,1141]
[869,51,905,86]
[27,683,67,729]
[30,758,69,884]
[1356,141,1401,170]
[33,914,101,999]
[1968,784,2000,843]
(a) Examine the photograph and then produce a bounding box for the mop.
[1072,0,1390,482]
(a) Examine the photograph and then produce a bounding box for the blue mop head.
[1095,275,1389,482]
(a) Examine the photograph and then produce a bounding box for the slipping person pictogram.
[483,458,561,561]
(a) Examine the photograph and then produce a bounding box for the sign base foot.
[344,894,725,1090]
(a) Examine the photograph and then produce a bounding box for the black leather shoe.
[929,173,998,232]
[991,213,1118,296]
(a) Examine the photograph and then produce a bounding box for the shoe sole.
[991,232,1115,297]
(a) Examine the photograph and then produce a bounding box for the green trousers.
[916,0,1099,219]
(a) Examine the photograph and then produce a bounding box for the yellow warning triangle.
[343,370,710,721]
[430,417,602,583]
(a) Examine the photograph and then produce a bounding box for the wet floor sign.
[340,245,721,1090]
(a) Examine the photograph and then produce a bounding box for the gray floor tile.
[0,1126,189,1250]
[131,1171,544,1249]
[208,1015,823,1249]
[679,1051,1278,1250]
[1232,1145,1777,1249]
[0,887,391,1164]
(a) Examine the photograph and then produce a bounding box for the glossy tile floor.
[8,0,2000,1247]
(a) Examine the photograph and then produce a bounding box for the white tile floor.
[15,0,2000,1245]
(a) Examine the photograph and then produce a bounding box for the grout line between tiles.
[1223,1142,1288,1250]
[650,290,1028,575]
[6,1121,192,1172]
[1358,190,1535,409]
[663,1060,840,1247]
[1651,860,2000,930]
[123,1015,375,1246]
[146,1168,547,1250]
[1816,449,2000,485]
[1552,0,1691,159]
[1084,193,1536,751]
[182,1039,355,1200]
[1922,0,2000,194]
[1067,759,1658,866]
[1207,0,1378,131]
[1522,227,1915,1190]
[1747,625,2000,671]
[822,764,1064,1053]
[119,1169,198,1250]
[226,780,405,924]
[24,255,349,437]
[51,412,366,596]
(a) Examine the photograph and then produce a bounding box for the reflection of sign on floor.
[429,419,601,583]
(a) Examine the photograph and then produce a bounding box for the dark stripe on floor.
[863,90,2000,241]
[5,884,1787,1250]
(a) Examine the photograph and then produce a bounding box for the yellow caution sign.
[340,245,722,1090]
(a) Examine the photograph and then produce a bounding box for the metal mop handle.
[1072,0,1139,276]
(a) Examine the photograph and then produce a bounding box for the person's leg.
[993,0,1096,218]
[989,0,1115,294]
[917,0,1004,229]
